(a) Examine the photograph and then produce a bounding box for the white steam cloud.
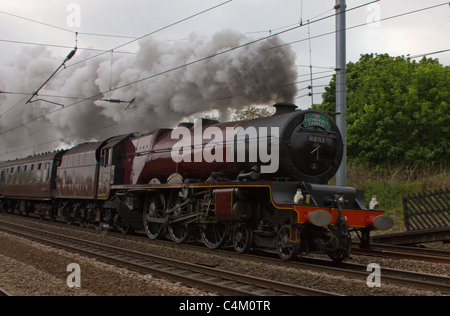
[0,30,298,160]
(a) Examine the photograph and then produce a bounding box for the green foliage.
[346,164,449,233]
[315,53,450,167]
[203,106,274,122]
[232,106,275,121]
[187,106,274,124]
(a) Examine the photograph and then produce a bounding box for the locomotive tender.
[0,103,393,262]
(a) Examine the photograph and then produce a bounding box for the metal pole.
[335,0,347,186]
[307,20,314,106]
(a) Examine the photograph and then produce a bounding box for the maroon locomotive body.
[121,120,245,185]
[119,103,342,185]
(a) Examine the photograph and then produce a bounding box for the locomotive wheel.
[168,224,189,243]
[200,223,228,249]
[119,225,134,235]
[143,194,166,240]
[65,217,74,226]
[327,236,351,263]
[167,191,190,244]
[79,219,88,228]
[233,224,253,254]
[276,225,300,261]
[116,215,134,235]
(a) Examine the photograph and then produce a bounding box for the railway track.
[218,250,450,295]
[298,257,450,294]
[352,244,450,265]
[0,220,340,296]
[0,287,12,296]
[1,214,449,295]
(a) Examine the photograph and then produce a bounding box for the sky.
[0,0,449,159]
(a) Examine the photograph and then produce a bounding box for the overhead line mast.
[335,0,347,186]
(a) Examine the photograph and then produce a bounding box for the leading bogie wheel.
[276,225,300,261]
[327,236,351,263]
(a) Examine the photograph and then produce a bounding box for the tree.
[231,106,275,121]
[202,105,275,122]
[315,54,450,167]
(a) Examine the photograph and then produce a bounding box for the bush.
[315,54,450,168]
[345,164,449,232]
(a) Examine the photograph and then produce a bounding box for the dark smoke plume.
[0,30,298,160]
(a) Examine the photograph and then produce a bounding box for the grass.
[344,164,449,234]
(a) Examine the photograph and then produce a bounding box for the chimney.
[273,102,298,116]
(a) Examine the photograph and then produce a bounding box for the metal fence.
[403,188,449,231]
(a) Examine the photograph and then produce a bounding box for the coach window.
[16,166,21,184]
[100,149,106,167]
[100,149,112,167]
[44,163,50,182]
[8,168,12,184]
[0,170,5,184]
[108,149,113,166]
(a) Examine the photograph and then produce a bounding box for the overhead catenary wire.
[0,2,235,55]
[2,65,447,158]
[0,1,235,125]
[273,1,450,50]
[0,38,136,55]
[67,0,382,96]
[25,39,78,105]
[0,0,433,139]
[0,122,120,158]
[0,2,441,107]
[64,0,235,70]
[0,0,446,147]
[0,9,138,40]
[63,0,381,72]
[0,1,235,102]
[326,49,450,91]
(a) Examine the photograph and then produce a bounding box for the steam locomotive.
[0,103,393,262]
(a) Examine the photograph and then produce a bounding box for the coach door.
[98,147,114,199]
[97,135,131,199]
[0,169,5,195]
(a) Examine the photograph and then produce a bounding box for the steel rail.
[0,287,12,296]
[0,220,340,296]
[1,214,448,294]
[352,246,450,265]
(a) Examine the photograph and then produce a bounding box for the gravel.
[0,214,448,296]
[0,231,213,296]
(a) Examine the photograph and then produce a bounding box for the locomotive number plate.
[308,136,326,144]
